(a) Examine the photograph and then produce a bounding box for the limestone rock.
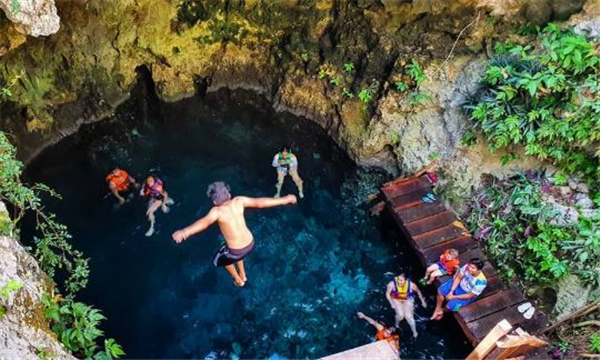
[0,202,73,359]
[554,275,590,321]
[578,182,590,193]
[0,0,60,36]
[570,0,600,38]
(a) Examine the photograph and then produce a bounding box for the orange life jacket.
[106,170,131,192]
[376,328,399,343]
[439,250,460,275]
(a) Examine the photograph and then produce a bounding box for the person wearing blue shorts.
[431,258,487,320]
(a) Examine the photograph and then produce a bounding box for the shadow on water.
[24,72,470,359]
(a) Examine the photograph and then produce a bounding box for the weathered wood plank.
[421,236,476,262]
[460,289,525,323]
[397,201,446,223]
[405,211,457,236]
[466,304,528,341]
[390,188,430,211]
[382,176,432,199]
[413,224,466,249]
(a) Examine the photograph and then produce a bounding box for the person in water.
[172,181,297,287]
[357,312,399,351]
[140,176,172,237]
[106,168,137,204]
[431,258,487,320]
[272,146,304,199]
[385,273,427,338]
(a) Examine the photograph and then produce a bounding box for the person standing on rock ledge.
[272,146,304,199]
[172,181,297,287]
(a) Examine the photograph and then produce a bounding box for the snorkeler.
[106,168,137,205]
[172,181,297,287]
[140,176,172,237]
[272,146,304,198]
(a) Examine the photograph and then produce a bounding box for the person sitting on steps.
[431,258,487,320]
[421,248,460,285]
[272,146,304,199]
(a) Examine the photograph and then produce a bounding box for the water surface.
[26,89,469,359]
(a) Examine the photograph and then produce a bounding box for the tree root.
[573,320,600,328]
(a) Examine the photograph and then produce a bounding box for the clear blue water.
[25,89,469,359]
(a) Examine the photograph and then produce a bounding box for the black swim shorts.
[213,240,255,267]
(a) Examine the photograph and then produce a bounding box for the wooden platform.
[321,340,400,360]
[381,175,550,346]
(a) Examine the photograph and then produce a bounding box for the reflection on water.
[26,89,469,359]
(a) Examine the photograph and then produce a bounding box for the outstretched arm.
[385,282,396,308]
[239,195,297,209]
[357,312,384,331]
[172,208,219,243]
[412,282,427,308]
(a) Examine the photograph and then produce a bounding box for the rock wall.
[0,202,73,359]
[0,0,591,184]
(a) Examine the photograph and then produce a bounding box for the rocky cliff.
[1,0,590,183]
[0,202,73,359]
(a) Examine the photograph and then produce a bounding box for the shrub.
[464,24,600,187]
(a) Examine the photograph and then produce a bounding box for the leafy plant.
[406,60,426,86]
[394,81,409,92]
[11,0,19,14]
[329,77,340,87]
[461,130,477,147]
[43,294,124,359]
[301,53,309,62]
[464,24,600,188]
[318,70,327,79]
[554,172,568,186]
[590,333,600,354]
[342,88,354,99]
[0,280,23,299]
[358,88,374,103]
[409,91,431,106]
[344,62,355,73]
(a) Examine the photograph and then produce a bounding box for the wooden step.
[389,188,430,211]
[382,176,432,199]
[413,223,467,250]
[405,211,457,236]
[459,289,525,323]
[397,201,446,223]
[421,236,475,262]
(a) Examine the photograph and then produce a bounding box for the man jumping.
[172,181,297,287]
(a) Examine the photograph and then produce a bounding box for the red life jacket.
[106,170,131,192]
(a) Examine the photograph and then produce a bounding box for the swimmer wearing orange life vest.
[385,273,427,338]
[106,168,137,205]
[357,312,399,351]
[140,176,172,237]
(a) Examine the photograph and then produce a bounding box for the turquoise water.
[25,88,469,359]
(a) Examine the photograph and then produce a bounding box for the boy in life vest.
[140,176,172,237]
[272,146,304,199]
[356,312,399,351]
[385,273,427,338]
[421,248,460,285]
[106,168,137,204]
[172,182,297,287]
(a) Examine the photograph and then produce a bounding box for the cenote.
[25,80,469,359]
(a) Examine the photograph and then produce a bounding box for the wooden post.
[494,332,548,360]
[466,319,512,360]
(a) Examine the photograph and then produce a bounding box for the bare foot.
[430,310,444,320]
[240,274,248,282]
[233,279,245,287]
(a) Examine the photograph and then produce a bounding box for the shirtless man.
[172,181,297,287]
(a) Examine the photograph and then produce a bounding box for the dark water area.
[25,83,469,359]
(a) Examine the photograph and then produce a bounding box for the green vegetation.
[465,173,600,289]
[590,333,600,354]
[11,0,19,14]
[301,53,309,62]
[0,280,23,318]
[342,88,354,99]
[464,24,600,187]
[0,130,123,358]
[393,59,430,107]
[329,77,340,87]
[343,62,355,73]
[394,81,409,92]
[358,88,374,103]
